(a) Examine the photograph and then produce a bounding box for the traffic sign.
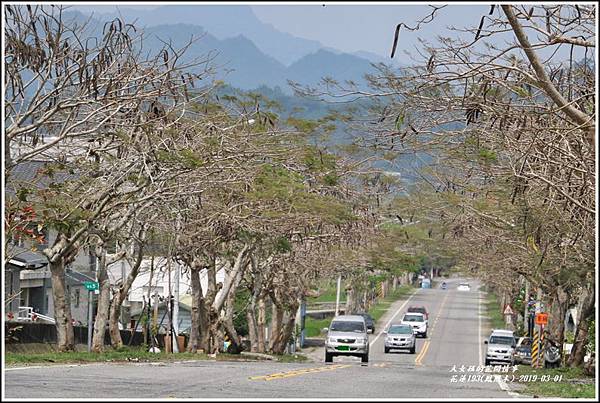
[84,281,99,291]
[535,312,548,325]
[503,304,514,315]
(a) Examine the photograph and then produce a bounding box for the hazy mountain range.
[69,5,401,94]
[63,6,427,179]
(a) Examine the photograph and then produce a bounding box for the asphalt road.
[4,278,523,399]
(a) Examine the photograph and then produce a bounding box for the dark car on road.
[357,313,375,333]
[407,305,429,321]
[515,336,532,365]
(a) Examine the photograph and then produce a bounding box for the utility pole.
[335,275,342,316]
[172,212,182,353]
[172,266,179,353]
[167,255,173,353]
[523,279,530,333]
[87,258,99,352]
[152,291,159,349]
[87,288,93,352]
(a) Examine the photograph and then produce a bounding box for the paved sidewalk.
[299,287,420,363]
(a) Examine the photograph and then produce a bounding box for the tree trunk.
[197,298,210,352]
[108,292,122,349]
[109,238,144,349]
[546,285,569,365]
[568,287,595,367]
[271,301,300,354]
[206,308,220,354]
[217,252,247,353]
[200,258,219,353]
[222,289,242,353]
[345,286,355,315]
[272,314,296,354]
[246,308,258,353]
[92,250,110,352]
[256,295,266,353]
[269,303,284,352]
[187,268,201,353]
[49,258,75,352]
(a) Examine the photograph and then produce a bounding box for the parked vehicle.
[484,329,516,365]
[400,312,428,338]
[384,323,416,354]
[457,283,471,291]
[324,315,369,363]
[515,337,532,365]
[407,305,429,321]
[357,313,375,333]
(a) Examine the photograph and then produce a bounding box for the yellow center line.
[415,340,430,366]
[415,289,451,366]
[249,364,351,381]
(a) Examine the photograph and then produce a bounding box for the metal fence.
[5,322,145,346]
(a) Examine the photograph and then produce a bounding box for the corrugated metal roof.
[7,244,48,269]
[5,160,79,198]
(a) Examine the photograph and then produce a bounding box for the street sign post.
[84,281,99,291]
[535,312,548,325]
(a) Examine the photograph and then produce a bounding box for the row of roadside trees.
[290,4,595,368]
[4,5,417,354]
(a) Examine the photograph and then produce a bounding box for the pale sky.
[250,3,489,58]
[67,2,491,59]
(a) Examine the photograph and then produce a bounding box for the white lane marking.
[369,289,419,348]
[5,364,88,371]
[495,374,521,398]
[479,282,520,398]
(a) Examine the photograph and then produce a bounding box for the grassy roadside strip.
[483,289,595,398]
[509,366,595,398]
[4,347,308,366]
[484,291,506,330]
[304,317,333,338]
[368,285,414,324]
[304,284,415,338]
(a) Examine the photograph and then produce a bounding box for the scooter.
[441,282,447,290]
[544,341,561,368]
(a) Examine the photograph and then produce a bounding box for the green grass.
[303,285,415,338]
[308,286,346,303]
[485,292,506,330]
[4,346,278,366]
[522,381,595,398]
[511,366,595,398]
[368,285,414,323]
[304,317,333,338]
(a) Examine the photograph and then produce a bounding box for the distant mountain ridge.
[78,5,327,66]
[65,10,386,94]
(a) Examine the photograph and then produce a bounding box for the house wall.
[131,305,192,334]
[5,266,22,313]
[107,257,225,304]
[18,229,97,324]
[44,230,94,272]
[45,283,92,324]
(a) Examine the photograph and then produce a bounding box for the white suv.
[484,329,516,365]
[400,312,428,338]
[325,315,369,363]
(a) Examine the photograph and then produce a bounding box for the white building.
[107,256,227,321]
